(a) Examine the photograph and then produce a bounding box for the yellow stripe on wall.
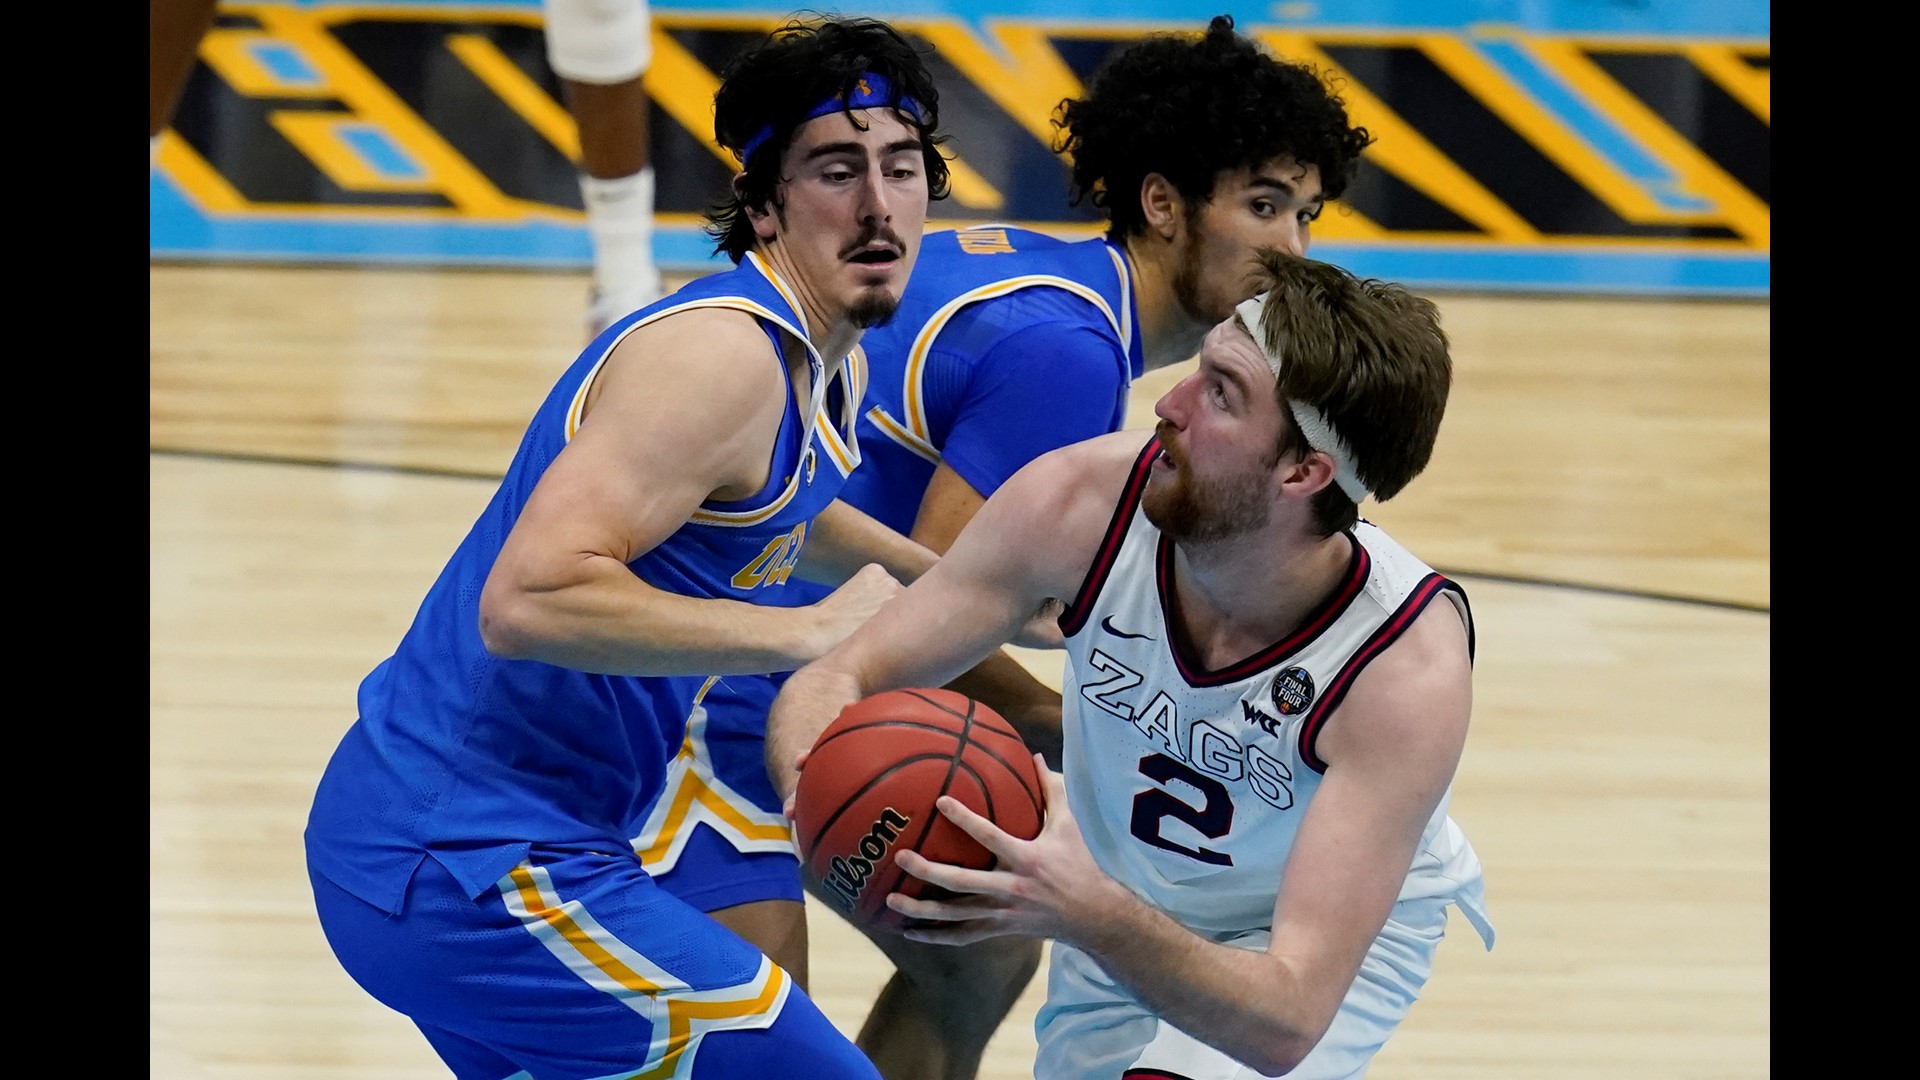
[1262,30,1538,241]
[198,31,334,97]
[254,4,524,218]
[1528,39,1768,246]
[445,32,581,163]
[1688,45,1769,125]
[156,133,253,212]
[1423,35,1716,226]
[643,27,735,169]
[270,114,438,191]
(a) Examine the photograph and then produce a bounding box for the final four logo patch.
[1271,667,1315,715]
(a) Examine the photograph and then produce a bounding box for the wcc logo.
[1270,666,1315,716]
[1240,699,1283,738]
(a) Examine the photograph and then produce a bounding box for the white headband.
[1235,293,1371,504]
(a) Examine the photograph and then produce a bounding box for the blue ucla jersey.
[843,224,1142,534]
[306,252,867,914]
[773,226,1141,619]
[629,227,1144,912]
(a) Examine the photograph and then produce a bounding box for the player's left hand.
[886,755,1127,945]
[779,747,814,821]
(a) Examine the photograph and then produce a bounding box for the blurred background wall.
[149,0,1770,298]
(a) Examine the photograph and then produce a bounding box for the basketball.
[793,688,1046,932]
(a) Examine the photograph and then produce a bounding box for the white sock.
[580,167,661,305]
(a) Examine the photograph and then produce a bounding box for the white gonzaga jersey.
[1056,437,1493,941]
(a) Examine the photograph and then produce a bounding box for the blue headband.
[738,71,927,166]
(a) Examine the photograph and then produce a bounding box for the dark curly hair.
[1054,15,1373,242]
[704,14,951,263]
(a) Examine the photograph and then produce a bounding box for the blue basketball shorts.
[310,844,878,1080]
[629,673,804,913]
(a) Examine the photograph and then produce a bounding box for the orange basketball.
[793,688,1045,932]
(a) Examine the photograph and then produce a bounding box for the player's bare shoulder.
[1008,429,1155,497]
[584,305,785,422]
[1318,594,1473,771]
[974,430,1157,593]
[566,304,795,502]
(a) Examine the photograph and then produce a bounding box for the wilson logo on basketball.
[820,807,911,912]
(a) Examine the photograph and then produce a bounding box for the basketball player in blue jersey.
[766,248,1494,1080]
[303,17,951,1079]
[629,17,1374,1080]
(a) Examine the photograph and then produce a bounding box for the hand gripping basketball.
[790,688,1046,932]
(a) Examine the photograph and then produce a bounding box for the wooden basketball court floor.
[150,261,1769,1078]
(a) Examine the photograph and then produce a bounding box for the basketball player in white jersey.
[766,247,1495,1080]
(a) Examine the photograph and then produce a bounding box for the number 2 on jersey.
[1129,753,1234,865]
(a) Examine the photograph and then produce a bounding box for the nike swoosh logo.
[1100,615,1154,641]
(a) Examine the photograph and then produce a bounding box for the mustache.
[1154,421,1182,463]
[842,226,906,259]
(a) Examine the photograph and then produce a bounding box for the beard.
[1169,228,1226,326]
[848,288,901,329]
[845,222,909,328]
[1141,425,1274,544]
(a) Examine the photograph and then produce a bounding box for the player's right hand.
[886,758,1127,946]
[780,748,812,821]
[810,563,902,656]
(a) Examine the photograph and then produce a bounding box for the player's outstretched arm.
[795,497,937,588]
[810,467,1069,757]
[479,310,895,677]
[889,602,1475,1075]
[765,433,1143,802]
